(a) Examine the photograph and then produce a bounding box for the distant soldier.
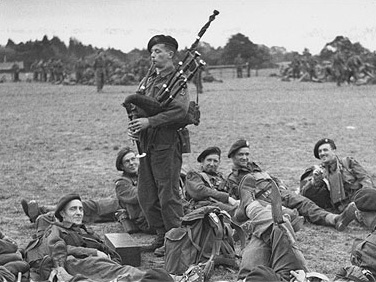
[75,57,85,84]
[346,54,364,84]
[234,54,244,78]
[11,63,20,82]
[47,59,55,82]
[291,57,301,79]
[30,60,38,81]
[246,61,251,78]
[93,51,105,92]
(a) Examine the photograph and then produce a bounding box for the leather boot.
[233,175,256,223]
[335,202,357,231]
[20,200,40,223]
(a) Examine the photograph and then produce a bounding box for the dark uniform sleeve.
[185,171,229,203]
[346,157,374,190]
[115,178,139,206]
[299,165,332,209]
[46,225,97,267]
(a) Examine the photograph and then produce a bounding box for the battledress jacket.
[115,171,143,220]
[185,170,238,214]
[300,156,374,210]
[26,221,121,269]
[137,65,190,152]
[185,170,229,203]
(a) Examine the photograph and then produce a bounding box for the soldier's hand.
[129,118,150,134]
[97,250,108,258]
[312,168,324,183]
[127,130,139,141]
[228,197,240,206]
[290,270,307,282]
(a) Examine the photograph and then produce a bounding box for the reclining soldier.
[24,193,173,282]
[333,188,376,281]
[0,230,30,282]
[185,146,240,215]
[226,139,359,281]
[300,138,374,226]
[21,147,153,234]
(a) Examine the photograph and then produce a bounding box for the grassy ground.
[1,75,376,281]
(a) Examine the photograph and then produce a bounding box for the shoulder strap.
[199,172,213,188]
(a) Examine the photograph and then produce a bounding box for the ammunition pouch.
[178,127,191,154]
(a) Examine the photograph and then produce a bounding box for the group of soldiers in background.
[280,50,376,86]
[27,52,145,88]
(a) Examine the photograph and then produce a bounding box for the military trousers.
[65,255,145,281]
[82,198,120,223]
[238,201,307,281]
[281,189,331,226]
[138,140,183,232]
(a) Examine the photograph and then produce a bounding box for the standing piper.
[128,35,190,255]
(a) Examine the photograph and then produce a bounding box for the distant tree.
[220,33,258,64]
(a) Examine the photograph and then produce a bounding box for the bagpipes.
[122,10,219,157]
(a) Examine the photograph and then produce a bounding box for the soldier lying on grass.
[24,193,173,282]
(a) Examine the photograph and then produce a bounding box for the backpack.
[164,206,244,281]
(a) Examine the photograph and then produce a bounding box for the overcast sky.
[1,0,376,55]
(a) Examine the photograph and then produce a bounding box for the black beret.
[116,147,134,171]
[228,139,250,158]
[197,146,221,162]
[354,188,376,212]
[147,34,178,53]
[313,138,336,159]
[55,193,81,222]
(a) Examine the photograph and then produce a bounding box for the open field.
[1,75,376,281]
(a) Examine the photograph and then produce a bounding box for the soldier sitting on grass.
[185,146,240,215]
[300,138,375,229]
[227,139,359,281]
[21,147,153,235]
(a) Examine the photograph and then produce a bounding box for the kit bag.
[164,206,244,281]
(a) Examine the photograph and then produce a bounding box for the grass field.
[1,74,376,281]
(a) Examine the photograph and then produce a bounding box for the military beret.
[115,147,134,171]
[55,193,81,222]
[354,188,376,212]
[228,139,250,158]
[147,34,178,53]
[313,138,336,159]
[197,146,221,163]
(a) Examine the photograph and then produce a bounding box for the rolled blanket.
[4,260,30,276]
[0,265,16,282]
[0,238,18,255]
[0,253,23,265]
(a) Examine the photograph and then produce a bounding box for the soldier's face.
[60,200,83,225]
[121,152,139,174]
[232,147,250,168]
[150,44,173,69]
[201,154,220,174]
[318,144,336,164]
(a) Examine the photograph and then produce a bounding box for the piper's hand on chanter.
[128,129,139,141]
[129,118,150,134]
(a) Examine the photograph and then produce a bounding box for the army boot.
[21,199,41,223]
[335,202,357,231]
[234,175,256,223]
